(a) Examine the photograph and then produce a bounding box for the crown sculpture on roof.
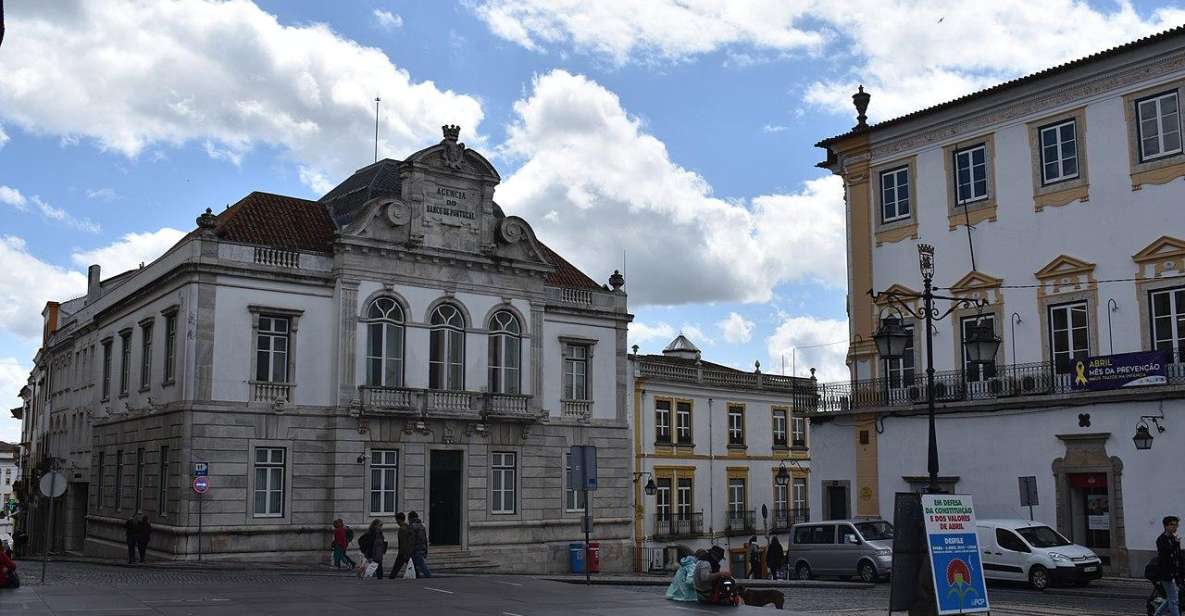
[441,124,465,170]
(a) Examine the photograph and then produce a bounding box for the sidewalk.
[544,573,874,589]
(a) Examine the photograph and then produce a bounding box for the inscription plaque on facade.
[426,184,476,223]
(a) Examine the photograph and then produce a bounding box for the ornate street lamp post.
[871,244,1000,494]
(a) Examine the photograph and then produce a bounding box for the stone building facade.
[812,27,1185,577]
[24,127,634,572]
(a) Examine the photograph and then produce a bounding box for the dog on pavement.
[740,587,785,610]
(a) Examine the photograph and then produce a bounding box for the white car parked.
[975,519,1103,590]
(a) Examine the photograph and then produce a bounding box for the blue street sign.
[922,494,990,615]
[193,462,208,477]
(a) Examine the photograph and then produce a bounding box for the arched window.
[487,310,521,394]
[429,303,466,390]
[365,298,405,387]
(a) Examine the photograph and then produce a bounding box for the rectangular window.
[654,399,671,443]
[728,477,746,513]
[727,405,745,446]
[675,401,692,444]
[792,416,806,448]
[772,409,788,447]
[157,446,169,516]
[101,340,112,400]
[954,144,989,204]
[1137,91,1182,161]
[880,166,911,223]
[255,316,290,383]
[1049,302,1090,374]
[491,452,517,514]
[1151,287,1185,363]
[961,315,998,382]
[562,344,588,400]
[774,482,788,514]
[564,453,586,512]
[1039,119,1079,184]
[885,324,915,388]
[119,332,132,395]
[369,449,399,515]
[163,313,177,383]
[655,477,672,521]
[139,321,153,390]
[253,447,286,517]
[114,449,123,510]
[793,477,808,513]
[676,477,693,519]
[97,451,105,509]
[135,448,145,511]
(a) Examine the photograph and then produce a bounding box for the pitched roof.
[319,159,403,227]
[817,24,1185,148]
[201,190,601,290]
[663,334,700,354]
[213,192,337,253]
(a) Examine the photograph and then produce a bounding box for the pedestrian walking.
[331,519,356,570]
[136,514,152,563]
[766,536,785,580]
[746,535,761,579]
[388,512,415,579]
[1155,515,1183,616]
[359,519,388,579]
[12,528,27,559]
[124,514,141,564]
[0,547,17,589]
[408,511,432,578]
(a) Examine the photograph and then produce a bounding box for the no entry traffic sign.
[193,476,210,494]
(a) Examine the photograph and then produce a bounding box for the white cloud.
[718,312,754,344]
[299,166,336,196]
[0,357,29,443]
[71,228,188,275]
[0,124,9,150]
[803,1,1185,121]
[2,185,100,232]
[765,315,849,382]
[497,70,845,307]
[0,185,27,209]
[761,124,789,134]
[629,321,677,349]
[470,0,823,65]
[0,1,484,193]
[0,236,89,340]
[85,188,120,201]
[471,1,1185,123]
[373,9,403,30]
[680,324,714,347]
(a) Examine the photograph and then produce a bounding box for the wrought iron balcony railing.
[772,508,810,530]
[653,511,704,539]
[813,359,1185,414]
[725,509,756,535]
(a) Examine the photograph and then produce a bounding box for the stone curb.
[541,575,876,590]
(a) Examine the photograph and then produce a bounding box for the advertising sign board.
[1071,351,1167,391]
[922,494,990,615]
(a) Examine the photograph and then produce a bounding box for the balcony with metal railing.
[771,508,810,531]
[653,511,704,539]
[812,358,1185,415]
[358,386,541,421]
[724,510,756,536]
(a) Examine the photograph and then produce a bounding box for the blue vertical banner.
[922,494,990,615]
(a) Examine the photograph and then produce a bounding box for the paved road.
[0,561,1155,615]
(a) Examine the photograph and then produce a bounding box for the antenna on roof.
[374,96,382,163]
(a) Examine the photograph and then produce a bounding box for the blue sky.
[2,0,1183,441]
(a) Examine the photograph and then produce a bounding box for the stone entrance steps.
[423,546,500,572]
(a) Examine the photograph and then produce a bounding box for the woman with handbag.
[359,519,388,579]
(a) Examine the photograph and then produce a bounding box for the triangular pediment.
[1035,255,1095,280]
[1133,236,1185,263]
[950,271,1003,292]
[874,284,921,304]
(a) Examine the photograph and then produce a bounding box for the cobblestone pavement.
[0,560,1154,615]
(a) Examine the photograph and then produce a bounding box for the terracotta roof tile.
[537,242,603,290]
[214,192,336,253]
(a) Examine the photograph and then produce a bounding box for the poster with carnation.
[922,494,990,615]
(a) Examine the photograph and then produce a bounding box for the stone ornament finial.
[196,207,217,236]
[609,269,625,291]
[441,124,465,170]
[852,85,871,131]
[442,124,461,142]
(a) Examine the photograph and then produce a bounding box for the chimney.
[87,264,101,305]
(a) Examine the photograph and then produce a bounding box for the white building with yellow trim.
[628,335,814,571]
[811,26,1185,578]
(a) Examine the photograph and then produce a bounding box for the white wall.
[541,316,618,418]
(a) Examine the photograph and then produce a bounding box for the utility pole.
[374,97,381,163]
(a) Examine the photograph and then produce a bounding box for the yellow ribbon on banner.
[1074,360,1088,386]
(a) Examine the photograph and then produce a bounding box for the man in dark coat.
[124,515,140,564]
[388,512,415,579]
[136,514,152,563]
[1155,515,1182,616]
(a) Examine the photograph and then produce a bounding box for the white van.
[975,519,1102,590]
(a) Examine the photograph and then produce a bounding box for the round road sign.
[193,476,210,495]
[39,471,68,498]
